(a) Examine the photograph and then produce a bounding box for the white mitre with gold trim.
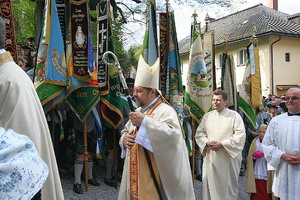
[134,55,160,90]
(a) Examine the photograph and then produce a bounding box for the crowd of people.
[1,15,300,200]
[16,37,37,72]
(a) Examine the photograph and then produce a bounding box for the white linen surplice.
[262,113,300,200]
[196,108,246,200]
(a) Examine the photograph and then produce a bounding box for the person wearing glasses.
[262,87,300,200]
[118,57,195,200]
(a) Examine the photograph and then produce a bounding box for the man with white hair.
[263,87,300,200]
[0,17,64,199]
[118,57,195,200]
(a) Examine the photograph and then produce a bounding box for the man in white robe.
[118,56,195,200]
[262,87,300,200]
[0,17,64,199]
[196,89,246,200]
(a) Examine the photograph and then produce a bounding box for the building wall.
[272,36,300,95]
[181,54,189,87]
[180,35,300,97]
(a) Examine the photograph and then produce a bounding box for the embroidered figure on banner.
[75,25,86,48]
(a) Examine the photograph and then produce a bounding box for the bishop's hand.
[129,111,144,127]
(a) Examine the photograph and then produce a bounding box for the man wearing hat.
[126,77,135,96]
[118,57,195,199]
[119,77,138,130]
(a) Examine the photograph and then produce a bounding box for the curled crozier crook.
[102,51,135,111]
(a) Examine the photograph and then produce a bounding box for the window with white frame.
[238,49,247,65]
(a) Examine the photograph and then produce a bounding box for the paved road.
[62,175,249,199]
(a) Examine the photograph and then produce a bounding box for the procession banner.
[142,0,158,66]
[185,23,214,123]
[203,31,215,108]
[159,11,184,121]
[44,0,67,86]
[0,0,17,61]
[69,0,90,81]
[221,53,237,110]
[97,1,123,129]
[35,0,66,113]
[159,12,168,97]
[250,44,262,108]
[99,64,123,129]
[238,44,258,130]
[66,1,100,122]
[97,0,109,95]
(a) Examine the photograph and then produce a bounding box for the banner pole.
[83,119,89,191]
[192,119,196,183]
[113,129,118,189]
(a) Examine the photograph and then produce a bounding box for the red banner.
[0,0,17,61]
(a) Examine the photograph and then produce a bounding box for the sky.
[173,0,300,41]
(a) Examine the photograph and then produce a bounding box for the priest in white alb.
[196,89,246,200]
[262,87,300,200]
[0,17,64,199]
[118,56,195,200]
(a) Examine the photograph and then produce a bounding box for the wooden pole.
[191,119,196,183]
[83,120,89,191]
[113,129,118,189]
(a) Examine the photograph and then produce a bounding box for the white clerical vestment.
[0,52,64,199]
[196,108,246,200]
[262,113,300,200]
[118,98,195,200]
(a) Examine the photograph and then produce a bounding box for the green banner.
[66,86,99,121]
[238,96,256,130]
[184,92,205,122]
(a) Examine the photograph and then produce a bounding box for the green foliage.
[10,0,140,71]
[127,45,139,67]
[111,20,130,73]
[11,0,36,45]
[134,45,143,60]
[90,10,98,46]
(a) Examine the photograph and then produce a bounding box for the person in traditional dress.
[0,17,64,199]
[103,77,137,188]
[0,127,49,199]
[262,87,300,200]
[246,124,272,200]
[73,113,100,194]
[118,56,195,200]
[195,88,246,200]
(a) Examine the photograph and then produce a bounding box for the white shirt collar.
[141,95,160,114]
[0,49,6,54]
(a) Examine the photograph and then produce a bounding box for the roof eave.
[215,31,300,47]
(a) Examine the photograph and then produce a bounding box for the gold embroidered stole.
[0,52,14,66]
[129,98,163,200]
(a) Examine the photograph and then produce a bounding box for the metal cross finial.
[222,29,229,52]
[192,11,198,24]
[250,25,258,46]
